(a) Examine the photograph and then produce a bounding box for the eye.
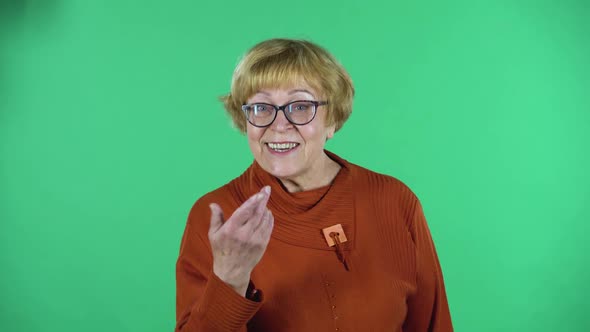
[252,104,273,116]
[290,102,312,112]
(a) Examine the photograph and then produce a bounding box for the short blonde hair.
[220,38,355,133]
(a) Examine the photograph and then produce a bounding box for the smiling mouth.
[266,142,300,153]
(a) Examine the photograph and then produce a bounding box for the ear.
[326,124,336,140]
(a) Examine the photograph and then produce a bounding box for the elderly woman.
[175,38,453,332]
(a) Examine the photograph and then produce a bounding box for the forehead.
[239,66,325,101]
[252,87,317,98]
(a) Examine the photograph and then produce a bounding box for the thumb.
[209,203,225,233]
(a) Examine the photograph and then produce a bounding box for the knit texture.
[175,151,453,332]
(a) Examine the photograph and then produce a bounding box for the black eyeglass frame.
[241,100,328,128]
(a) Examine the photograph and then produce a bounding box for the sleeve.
[403,199,454,332]
[175,200,264,332]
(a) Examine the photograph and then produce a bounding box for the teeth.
[268,142,298,150]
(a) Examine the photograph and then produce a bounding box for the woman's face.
[246,85,335,184]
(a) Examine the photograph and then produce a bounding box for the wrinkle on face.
[246,85,338,192]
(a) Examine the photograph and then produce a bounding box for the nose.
[270,109,294,132]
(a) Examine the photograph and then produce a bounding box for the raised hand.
[208,186,274,297]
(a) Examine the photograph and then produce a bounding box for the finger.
[259,210,274,240]
[252,208,270,234]
[228,192,263,226]
[208,203,225,234]
[247,187,271,227]
[230,186,270,226]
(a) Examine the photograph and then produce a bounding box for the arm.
[403,199,454,332]
[174,201,263,332]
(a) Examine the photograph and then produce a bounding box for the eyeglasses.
[242,100,328,128]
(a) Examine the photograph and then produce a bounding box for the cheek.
[300,126,327,146]
[247,126,265,143]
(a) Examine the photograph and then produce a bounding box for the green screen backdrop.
[1,1,589,331]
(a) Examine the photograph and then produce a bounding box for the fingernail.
[255,193,263,201]
[264,186,271,195]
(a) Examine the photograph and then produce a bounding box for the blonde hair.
[220,38,355,133]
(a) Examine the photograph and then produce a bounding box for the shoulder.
[346,161,421,227]
[349,161,418,203]
[331,151,416,200]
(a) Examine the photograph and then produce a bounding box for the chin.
[262,161,301,179]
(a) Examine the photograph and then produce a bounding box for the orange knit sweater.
[175,151,453,331]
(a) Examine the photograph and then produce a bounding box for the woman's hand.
[208,186,274,297]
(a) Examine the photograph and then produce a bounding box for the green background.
[1,0,588,331]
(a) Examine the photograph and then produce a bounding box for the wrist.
[213,269,250,297]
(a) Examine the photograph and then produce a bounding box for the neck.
[278,152,341,193]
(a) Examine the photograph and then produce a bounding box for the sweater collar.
[231,150,355,250]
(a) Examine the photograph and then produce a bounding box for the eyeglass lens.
[246,101,317,126]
